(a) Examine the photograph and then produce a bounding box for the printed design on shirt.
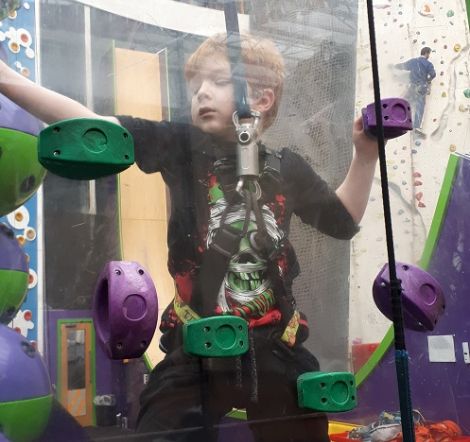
[206,176,284,319]
[163,173,296,333]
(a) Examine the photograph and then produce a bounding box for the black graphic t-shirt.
[117,116,358,351]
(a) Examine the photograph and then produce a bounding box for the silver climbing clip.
[233,110,261,178]
[236,178,262,200]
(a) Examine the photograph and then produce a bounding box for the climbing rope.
[366,1,416,441]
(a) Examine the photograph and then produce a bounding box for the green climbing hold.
[183,316,249,357]
[447,10,455,18]
[0,128,46,217]
[0,269,29,324]
[38,118,134,180]
[464,89,470,99]
[297,371,357,412]
[0,394,53,442]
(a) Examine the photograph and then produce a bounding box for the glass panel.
[67,329,86,390]
[40,1,120,310]
[0,0,467,441]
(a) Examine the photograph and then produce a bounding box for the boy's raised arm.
[0,60,119,126]
[335,116,379,224]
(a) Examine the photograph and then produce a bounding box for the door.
[114,46,174,368]
[58,321,94,426]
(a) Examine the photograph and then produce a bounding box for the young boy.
[0,34,378,441]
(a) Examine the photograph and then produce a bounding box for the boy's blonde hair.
[185,33,285,130]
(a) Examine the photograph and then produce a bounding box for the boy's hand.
[335,116,380,223]
[352,116,380,163]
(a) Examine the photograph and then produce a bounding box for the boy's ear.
[250,88,275,114]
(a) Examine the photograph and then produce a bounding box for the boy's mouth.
[199,107,215,117]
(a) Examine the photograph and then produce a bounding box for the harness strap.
[193,223,244,316]
[174,150,300,343]
[174,288,302,348]
[174,291,200,323]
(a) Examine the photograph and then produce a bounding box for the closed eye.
[215,78,231,86]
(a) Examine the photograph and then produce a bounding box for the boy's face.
[188,56,237,141]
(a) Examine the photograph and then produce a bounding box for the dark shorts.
[136,326,329,442]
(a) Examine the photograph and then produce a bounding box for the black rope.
[365,1,416,441]
[241,188,253,235]
[249,328,259,403]
[198,358,217,442]
[251,187,268,237]
[223,0,251,118]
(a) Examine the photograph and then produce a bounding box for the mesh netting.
[250,0,358,370]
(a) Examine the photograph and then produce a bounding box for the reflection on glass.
[395,47,436,133]
[67,329,86,390]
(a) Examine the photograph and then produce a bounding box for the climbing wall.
[344,153,470,432]
[0,1,41,347]
[350,0,470,345]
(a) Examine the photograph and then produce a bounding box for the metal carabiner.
[232,110,261,145]
[236,177,262,200]
[233,110,261,178]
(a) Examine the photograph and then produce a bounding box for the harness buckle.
[209,224,243,258]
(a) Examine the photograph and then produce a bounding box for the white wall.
[350,0,470,344]
[72,0,249,36]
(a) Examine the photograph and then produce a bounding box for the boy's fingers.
[354,116,364,131]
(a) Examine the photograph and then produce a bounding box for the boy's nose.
[196,80,212,101]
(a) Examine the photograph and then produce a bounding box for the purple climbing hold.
[0,223,28,272]
[0,93,43,136]
[93,261,158,359]
[0,324,51,402]
[373,262,445,331]
[362,98,413,139]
